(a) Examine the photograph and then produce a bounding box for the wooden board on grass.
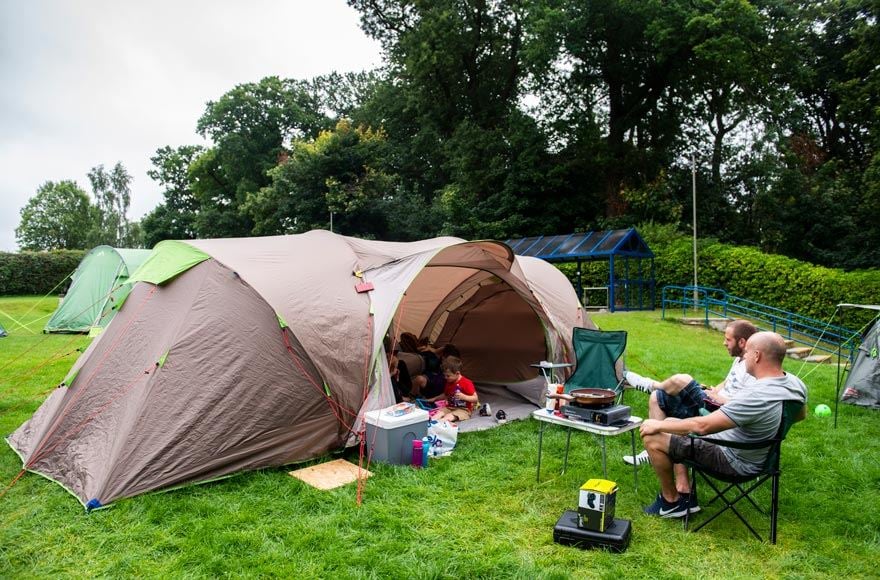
[288,459,372,490]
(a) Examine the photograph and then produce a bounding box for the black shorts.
[668,435,740,477]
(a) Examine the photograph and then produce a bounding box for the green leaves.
[15,181,100,251]
[88,162,135,247]
[246,120,398,238]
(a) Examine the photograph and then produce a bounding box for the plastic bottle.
[421,436,430,466]
[545,384,556,411]
[412,438,423,468]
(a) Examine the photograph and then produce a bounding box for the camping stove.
[562,403,632,426]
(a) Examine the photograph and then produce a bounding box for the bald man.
[639,331,807,518]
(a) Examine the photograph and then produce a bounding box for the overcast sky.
[0,0,383,251]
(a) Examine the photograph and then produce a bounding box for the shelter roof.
[504,228,653,262]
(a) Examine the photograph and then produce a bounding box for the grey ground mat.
[458,382,539,433]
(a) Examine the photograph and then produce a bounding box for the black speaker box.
[553,510,631,553]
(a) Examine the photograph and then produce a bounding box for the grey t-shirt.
[715,373,808,475]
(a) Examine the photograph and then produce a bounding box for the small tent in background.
[44,246,151,333]
[9,231,586,508]
[0,321,7,337]
[840,306,880,410]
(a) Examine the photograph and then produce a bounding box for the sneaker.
[643,493,690,518]
[478,403,491,417]
[683,492,701,514]
[624,370,655,393]
[623,449,652,466]
[495,409,507,424]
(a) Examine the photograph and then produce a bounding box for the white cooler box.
[364,406,429,465]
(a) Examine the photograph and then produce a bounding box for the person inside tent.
[384,335,413,403]
[426,356,479,422]
[399,332,445,399]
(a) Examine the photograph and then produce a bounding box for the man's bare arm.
[640,410,736,437]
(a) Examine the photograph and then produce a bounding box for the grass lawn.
[1,296,879,578]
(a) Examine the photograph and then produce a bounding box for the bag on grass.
[427,419,458,457]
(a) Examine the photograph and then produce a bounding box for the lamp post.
[692,152,699,308]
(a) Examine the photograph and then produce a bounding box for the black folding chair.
[683,400,804,544]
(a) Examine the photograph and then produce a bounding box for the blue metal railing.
[661,285,860,358]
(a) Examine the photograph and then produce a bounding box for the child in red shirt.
[428,356,478,422]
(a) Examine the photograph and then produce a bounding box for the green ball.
[814,404,832,417]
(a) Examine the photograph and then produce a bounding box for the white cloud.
[0,0,382,251]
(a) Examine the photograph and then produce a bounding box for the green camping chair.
[564,327,628,402]
[683,400,805,544]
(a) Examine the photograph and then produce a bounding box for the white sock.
[624,370,655,392]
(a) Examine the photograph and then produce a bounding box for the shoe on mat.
[624,370,655,394]
[643,493,690,518]
[623,449,652,466]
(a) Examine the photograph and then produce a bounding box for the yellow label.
[581,478,618,494]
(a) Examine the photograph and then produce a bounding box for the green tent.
[44,246,152,333]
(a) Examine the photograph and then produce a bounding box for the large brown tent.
[7,231,586,508]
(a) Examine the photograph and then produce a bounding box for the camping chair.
[564,327,628,402]
[683,400,805,544]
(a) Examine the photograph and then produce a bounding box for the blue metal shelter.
[505,228,655,312]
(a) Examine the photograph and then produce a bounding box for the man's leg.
[624,369,657,393]
[411,374,427,397]
[654,374,697,396]
[640,430,691,518]
[642,431,677,500]
[623,392,667,465]
[654,379,707,419]
[625,371,696,396]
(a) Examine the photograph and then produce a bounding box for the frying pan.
[548,388,616,407]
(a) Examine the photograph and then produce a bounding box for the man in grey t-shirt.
[639,331,808,518]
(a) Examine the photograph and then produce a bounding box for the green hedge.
[0,250,86,296]
[555,229,880,323]
[652,238,880,320]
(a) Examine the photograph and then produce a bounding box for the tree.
[88,162,136,246]
[757,0,880,268]
[350,0,561,238]
[15,180,100,250]
[141,145,203,247]
[192,76,332,237]
[245,119,398,238]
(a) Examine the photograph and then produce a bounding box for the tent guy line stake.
[0,469,27,501]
